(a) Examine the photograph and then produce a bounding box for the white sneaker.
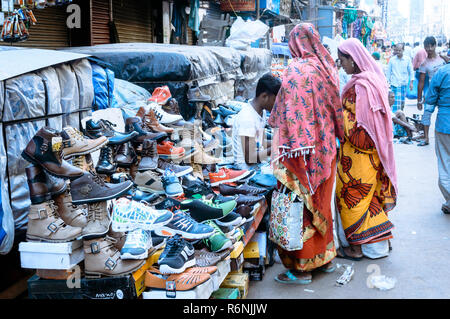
[120,228,153,260]
[148,102,183,124]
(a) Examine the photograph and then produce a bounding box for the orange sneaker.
[148,86,172,105]
[144,267,210,291]
[157,141,185,160]
[209,168,251,187]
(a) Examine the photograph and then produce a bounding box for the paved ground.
[248,100,450,299]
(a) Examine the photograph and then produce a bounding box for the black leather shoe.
[95,146,117,175]
[126,187,159,203]
[125,117,168,143]
[115,142,137,168]
[85,119,138,145]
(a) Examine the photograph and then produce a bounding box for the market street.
[249,99,450,299]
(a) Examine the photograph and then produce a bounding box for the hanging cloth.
[188,0,200,36]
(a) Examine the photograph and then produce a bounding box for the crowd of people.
[231,23,449,284]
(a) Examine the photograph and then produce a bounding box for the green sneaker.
[180,198,237,222]
[202,220,233,252]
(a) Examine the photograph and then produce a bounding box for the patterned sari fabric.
[336,87,396,245]
[269,23,344,272]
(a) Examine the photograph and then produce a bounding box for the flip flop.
[274,270,312,285]
[336,246,363,261]
[319,262,336,273]
[417,141,429,146]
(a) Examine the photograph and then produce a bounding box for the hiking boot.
[162,169,184,197]
[70,171,133,205]
[158,235,196,274]
[111,197,173,232]
[26,201,82,242]
[180,198,236,222]
[83,236,145,278]
[61,126,108,159]
[107,228,126,250]
[134,170,165,194]
[137,107,174,134]
[209,168,251,186]
[156,158,193,177]
[219,183,267,196]
[95,146,117,175]
[157,141,185,160]
[120,228,153,260]
[84,119,138,145]
[125,117,168,143]
[154,210,215,240]
[138,139,158,171]
[53,188,88,228]
[202,220,233,252]
[72,154,94,172]
[26,164,67,204]
[81,201,111,239]
[22,127,84,179]
[115,142,137,168]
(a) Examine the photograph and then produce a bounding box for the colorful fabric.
[336,87,395,245]
[277,158,337,272]
[268,23,344,195]
[391,85,406,112]
[338,38,398,195]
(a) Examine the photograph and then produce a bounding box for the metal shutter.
[112,0,152,43]
[12,6,69,49]
[91,0,111,45]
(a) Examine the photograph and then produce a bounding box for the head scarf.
[412,48,427,70]
[338,38,398,193]
[269,23,344,195]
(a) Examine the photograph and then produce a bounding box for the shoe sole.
[63,139,109,160]
[21,151,84,179]
[212,240,233,252]
[156,167,193,177]
[84,260,145,279]
[154,226,215,240]
[95,166,118,175]
[111,216,173,233]
[71,183,133,205]
[209,170,252,187]
[136,186,165,195]
[120,252,149,260]
[26,234,81,243]
[159,258,196,275]
[215,216,243,227]
[159,153,186,160]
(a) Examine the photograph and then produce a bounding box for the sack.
[269,189,303,251]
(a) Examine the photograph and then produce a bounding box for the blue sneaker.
[162,168,184,197]
[120,228,152,260]
[111,197,173,232]
[154,210,215,240]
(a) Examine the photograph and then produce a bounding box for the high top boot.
[26,201,82,242]
[107,228,127,250]
[53,187,88,228]
[138,139,158,171]
[22,127,84,179]
[81,201,111,239]
[192,142,221,165]
[72,154,95,172]
[136,107,174,134]
[61,126,108,160]
[96,146,117,175]
[125,117,168,143]
[84,119,138,145]
[26,164,67,204]
[83,236,145,278]
[115,142,137,168]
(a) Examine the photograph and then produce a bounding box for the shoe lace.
[89,171,107,187]
[70,128,86,141]
[99,146,113,161]
[87,202,105,222]
[203,198,221,209]
[165,236,187,258]
[100,120,117,133]
[47,200,60,218]
[72,155,84,170]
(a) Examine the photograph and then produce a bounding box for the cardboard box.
[243,256,265,281]
[142,278,214,299]
[229,251,244,272]
[28,274,83,299]
[220,273,249,299]
[210,288,240,299]
[19,240,84,270]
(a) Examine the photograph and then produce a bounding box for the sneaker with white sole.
[111,198,173,232]
[202,220,233,252]
[120,228,152,260]
[154,210,215,240]
[134,170,165,194]
[158,234,196,274]
[216,211,243,227]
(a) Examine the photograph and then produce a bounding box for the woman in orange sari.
[336,38,397,260]
[269,23,344,284]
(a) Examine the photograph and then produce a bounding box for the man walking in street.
[386,43,414,111]
[424,63,450,214]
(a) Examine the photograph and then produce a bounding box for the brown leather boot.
[83,236,145,278]
[26,164,67,204]
[22,127,84,179]
[125,116,168,143]
[26,201,82,242]
[81,201,111,239]
[53,188,88,228]
[137,107,174,134]
[61,127,108,160]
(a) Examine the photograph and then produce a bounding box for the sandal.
[336,246,363,261]
[319,262,336,273]
[417,140,429,146]
[274,270,312,285]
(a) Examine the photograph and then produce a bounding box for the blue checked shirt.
[425,63,450,134]
[386,55,414,87]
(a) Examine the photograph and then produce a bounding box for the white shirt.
[232,100,266,166]
[386,55,414,87]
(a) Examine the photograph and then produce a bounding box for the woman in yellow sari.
[336,38,398,259]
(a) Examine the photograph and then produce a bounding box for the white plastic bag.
[225,17,269,50]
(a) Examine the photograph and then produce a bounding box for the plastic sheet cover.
[71,59,94,123]
[55,63,80,129]
[36,67,63,131]
[237,48,272,99]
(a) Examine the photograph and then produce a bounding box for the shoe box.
[210,287,240,299]
[213,258,231,291]
[243,232,266,281]
[19,240,84,270]
[142,277,215,299]
[219,273,249,299]
[228,241,244,272]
